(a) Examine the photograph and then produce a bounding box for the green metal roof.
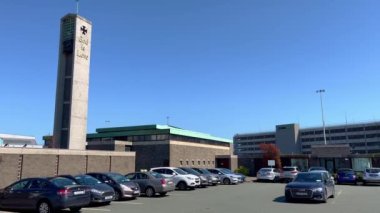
[87,125,232,143]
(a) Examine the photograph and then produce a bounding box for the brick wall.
[0,148,135,188]
[170,141,231,168]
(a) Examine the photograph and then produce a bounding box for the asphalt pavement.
[73,181,380,213]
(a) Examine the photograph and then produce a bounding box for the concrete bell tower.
[52,14,92,150]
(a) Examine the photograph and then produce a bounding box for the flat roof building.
[234,121,380,156]
[86,125,236,171]
[0,134,42,148]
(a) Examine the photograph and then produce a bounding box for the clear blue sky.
[1,0,379,143]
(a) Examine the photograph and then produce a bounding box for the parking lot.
[46,182,377,213]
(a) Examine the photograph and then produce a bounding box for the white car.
[150,167,200,190]
[257,168,280,182]
[363,168,380,185]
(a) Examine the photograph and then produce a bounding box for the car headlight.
[91,189,102,194]
[187,177,194,180]
[121,184,132,191]
[200,176,207,181]
[312,187,323,192]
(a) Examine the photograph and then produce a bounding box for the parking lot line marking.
[82,208,111,212]
[113,202,144,205]
[337,190,343,197]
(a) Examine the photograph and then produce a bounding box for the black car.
[87,172,140,200]
[285,171,335,203]
[0,177,91,213]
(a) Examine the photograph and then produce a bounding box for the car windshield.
[199,168,211,174]
[50,177,78,187]
[75,175,101,185]
[260,169,272,172]
[294,173,322,183]
[221,169,233,174]
[366,168,380,173]
[150,172,164,179]
[309,167,325,171]
[283,168,296,171]
[107,173,130,183]
[182,168,201,175]
[174,169,188,175]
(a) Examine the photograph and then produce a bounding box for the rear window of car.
[283,167,296,171]
[366,169,380,173]
[150,172,164,179]
[50,177,77,187]
[338,169,354,174]
[259,168,272,172]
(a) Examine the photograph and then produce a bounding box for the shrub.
[234,166,249,176]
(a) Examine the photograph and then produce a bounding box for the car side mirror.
[172,173,177,176]
[218,172,222,175]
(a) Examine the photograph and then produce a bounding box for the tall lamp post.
[316,89,327,145]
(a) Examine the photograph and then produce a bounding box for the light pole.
[316,89,327,145]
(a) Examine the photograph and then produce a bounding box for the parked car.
[280,166,299,182]
[179,167,210,187]
[308,167,327,172]
[363,168,380,185]
[257,168,280,182]
[0,177,91,213]
[125,172,175,197]
[285,171,335,203]
[218,168,246,182]
[73,175,115,204]
[87,172,140,200]
[150,167,200,190]
[207,168,240,185]
[336,168,357,185]
[192,167,220,185]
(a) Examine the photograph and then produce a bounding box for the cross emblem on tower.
[80,26,87,35]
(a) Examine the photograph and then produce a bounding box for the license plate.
[74,190,85,195]
[133,190,140,194]
[296,192,308,196]
[105,196,113,200]
[370,174,378,177]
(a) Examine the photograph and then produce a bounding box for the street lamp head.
[316,89,325,93]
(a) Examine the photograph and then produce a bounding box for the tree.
[259,143,282,169]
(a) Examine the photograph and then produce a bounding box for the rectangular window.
[180,161,183,166]
[203,161,206,165]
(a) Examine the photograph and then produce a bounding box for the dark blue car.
[285,171,335,203]
[0,177,91,213]
[336,168,357,185]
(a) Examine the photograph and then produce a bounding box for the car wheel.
[159,192,167,196]
[114,190,121,201]
[322,190,328,203]
[70,207,82,212]
[145,187,155,197]
[285,192,292,202]
[37,201,52,213]
[223,178,231,185]
[273,176,279,183]
[177,181,187,190]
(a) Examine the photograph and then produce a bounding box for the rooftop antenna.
[76,0,79,14]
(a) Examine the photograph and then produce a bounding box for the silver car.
[280,166,299,182]
[126,172,175,197]
[257,168,280,182]
[363,168,380,185]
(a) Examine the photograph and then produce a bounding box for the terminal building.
[234,121,380,175]
[86,124,236,171]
